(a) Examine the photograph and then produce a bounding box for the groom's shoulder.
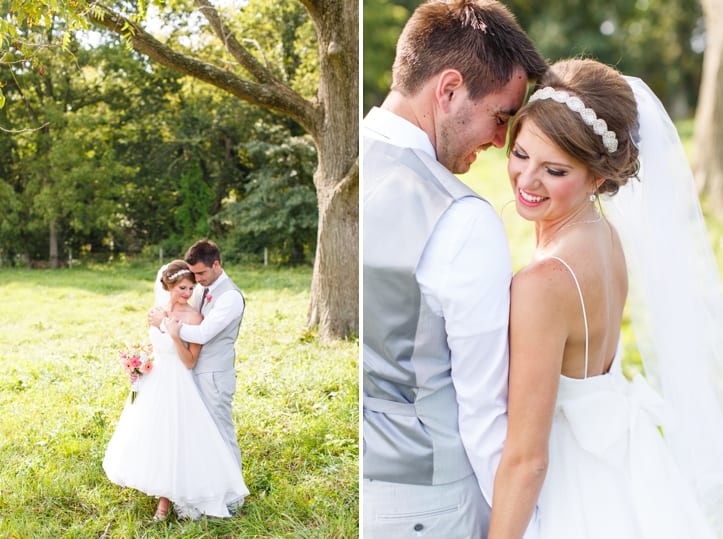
[218,273,244,296]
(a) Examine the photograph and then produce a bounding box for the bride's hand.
[166,317,183,338]
[148,307,167,327]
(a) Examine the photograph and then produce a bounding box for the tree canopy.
[363,0,704,117]
[1,0,358,340]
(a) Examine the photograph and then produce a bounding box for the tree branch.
[86,3,321,137]
[192,0,274,84]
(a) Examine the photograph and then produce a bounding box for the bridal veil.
[603,77,723,531]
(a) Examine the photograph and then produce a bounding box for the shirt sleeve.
[417,196,512,506]
[179,289,245,345]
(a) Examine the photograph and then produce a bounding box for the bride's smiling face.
[171,278,195,304]
[508,119,596,223]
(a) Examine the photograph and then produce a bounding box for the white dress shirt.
[364,106,512,508]
[180,271,245,345]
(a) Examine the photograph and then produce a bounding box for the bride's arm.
[488,263,566,539]
[166,312,203,369]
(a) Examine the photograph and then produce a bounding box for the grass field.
[0,263,358,538]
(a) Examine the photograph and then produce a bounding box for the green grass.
[459,129,723,380]
[0,263,358,538]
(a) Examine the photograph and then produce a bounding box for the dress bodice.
[149,326,180,360]
[550,256,669,458]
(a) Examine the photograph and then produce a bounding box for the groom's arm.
[418,198,511,507]
[179,290,244,345]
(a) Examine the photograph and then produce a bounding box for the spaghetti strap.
[549,256,589,379]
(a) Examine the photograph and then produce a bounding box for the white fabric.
[363,107,436,156]
[103,327,249,516]
[536,258,716,537]
[363,108,518,531]
[602,77,723,533]
[180,271,245,345]
[154,263,170,307]
[538,354,716,538]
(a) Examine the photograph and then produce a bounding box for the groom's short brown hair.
[185,239,221,267]
[392,0,546,100]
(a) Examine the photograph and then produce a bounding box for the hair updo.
[509,58,640,196]
[160,259,196,291]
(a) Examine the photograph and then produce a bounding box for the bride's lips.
[518,188,548,207]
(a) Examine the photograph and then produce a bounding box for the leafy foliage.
[216,125,318,265]
[0,3,321,266]
[363,0,704,116]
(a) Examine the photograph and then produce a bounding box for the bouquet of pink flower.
[119,343,154,403]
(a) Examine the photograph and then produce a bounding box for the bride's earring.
[589,193,596,203]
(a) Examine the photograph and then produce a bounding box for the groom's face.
[188,260,221,287]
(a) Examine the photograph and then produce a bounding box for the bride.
[489,59,723,538]
[103,259,249,520]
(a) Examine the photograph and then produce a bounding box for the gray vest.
[363,137,482,485]
[194,277,244,374]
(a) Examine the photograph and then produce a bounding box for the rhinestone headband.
[167,268,192,280]
[528,87,619,153]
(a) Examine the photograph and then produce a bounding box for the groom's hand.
[148,306,167,328]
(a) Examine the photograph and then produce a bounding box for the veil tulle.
[603,77,723,530]
[154,263,170,307]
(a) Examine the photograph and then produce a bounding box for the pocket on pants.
[375,503,463,537]
[212,371,236,398]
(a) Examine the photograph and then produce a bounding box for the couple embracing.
[103,239,249,521]
[363,1,723,538]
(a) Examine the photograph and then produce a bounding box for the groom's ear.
[435,69,465,113]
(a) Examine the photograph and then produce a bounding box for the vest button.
[413,523,424,531]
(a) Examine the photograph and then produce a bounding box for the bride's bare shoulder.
[512,256,583,313]
[176,306,203,324]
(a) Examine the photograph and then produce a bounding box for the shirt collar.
[363,107,436,159]
[206,270,227,293]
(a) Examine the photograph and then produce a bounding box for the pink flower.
[118,342,155,404]
[205,295,213,303]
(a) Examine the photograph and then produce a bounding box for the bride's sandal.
[153,497,170,521]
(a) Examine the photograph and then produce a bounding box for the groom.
[363,1,546,537]
[149,239,245,508]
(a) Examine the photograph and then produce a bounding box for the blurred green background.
[363,0,704,118]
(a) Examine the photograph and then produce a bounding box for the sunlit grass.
[0,264,358,538]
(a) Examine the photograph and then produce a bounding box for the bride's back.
[547,218,627,379]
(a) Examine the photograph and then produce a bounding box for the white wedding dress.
[103,326,249,517]
[535,259,716,538]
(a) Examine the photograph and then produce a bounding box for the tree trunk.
[694,0,723,210]
[49,220,59,268]
[304,0,359,338]
[308,160,359,338]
